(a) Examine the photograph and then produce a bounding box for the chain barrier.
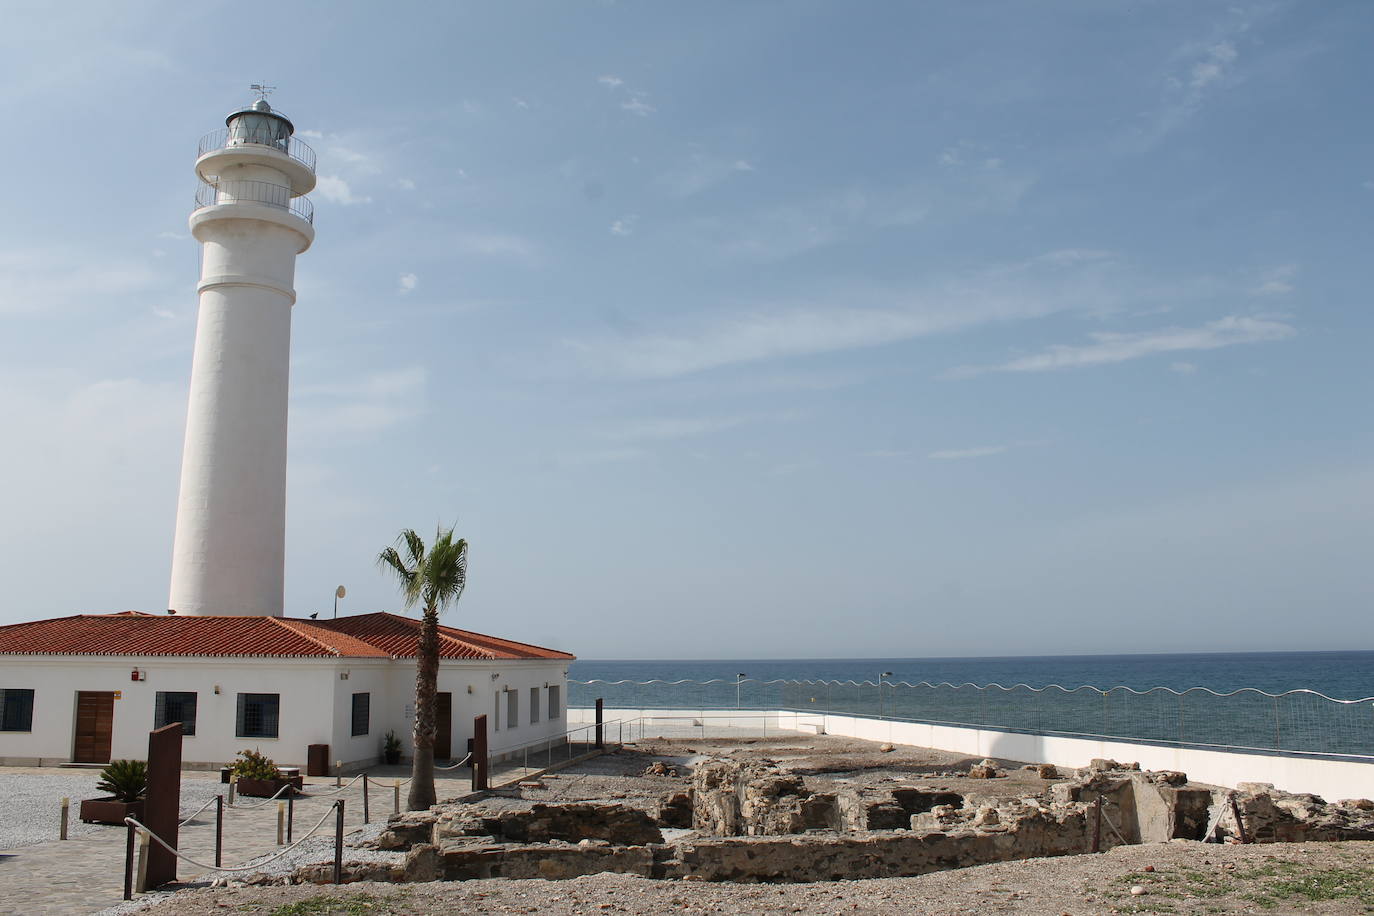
[124,804,337,874]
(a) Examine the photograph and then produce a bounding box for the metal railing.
[198,126,316,172]
[194,179,314,224]
[571,678,1374,760]
[493,718,623,780]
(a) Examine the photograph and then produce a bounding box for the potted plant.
[80,759,147,825]
[231,748,302,798]
[382,730,402,765]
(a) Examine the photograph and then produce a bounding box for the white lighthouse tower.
[168,93,316,617]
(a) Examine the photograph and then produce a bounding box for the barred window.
[529,687,540,724]
[507,690,518,730]
[547,685,561,720]
[351,693,370,737]
[154,691,197,736]
[0,689,34,732]
[236,693,280,738]
[493,692,501,731]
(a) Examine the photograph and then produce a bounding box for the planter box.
[80,797,145,825]
[235,775,303,798]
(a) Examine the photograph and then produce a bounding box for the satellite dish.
[335,585,347,599]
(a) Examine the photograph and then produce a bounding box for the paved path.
[0,765,495,916]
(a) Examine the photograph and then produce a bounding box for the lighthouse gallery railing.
[194,179,314,224]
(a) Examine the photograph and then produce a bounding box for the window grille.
[351,693,370,737]
[236,693,280,738]
[155,691,197,736]
[507,690,518,730]
[530,687,540,724]
[547,685,561,720]
[0,689,34,732]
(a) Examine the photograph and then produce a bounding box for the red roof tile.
[0,612,574,661]
[313,613,575,661]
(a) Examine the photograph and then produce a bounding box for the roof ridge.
[269,616,344,657]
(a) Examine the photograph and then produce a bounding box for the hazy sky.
[1,1,1370,658]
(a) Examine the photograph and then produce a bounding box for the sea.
[569,652,1374,699]
[567,652,1374,756]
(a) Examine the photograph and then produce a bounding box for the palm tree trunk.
[407,602,440,810]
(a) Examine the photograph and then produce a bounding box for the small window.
[548,685,561,720]
[493,692,500,731]
[236,693,280,738]
[507,689,518,730]
[529,687,540,724]
[155,691,197,736]
[351,693,370,737]
[0,689,34,732]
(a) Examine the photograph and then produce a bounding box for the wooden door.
[435,692,452,760]
[74,691,115,763]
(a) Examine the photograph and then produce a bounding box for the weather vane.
[250,83,276,101]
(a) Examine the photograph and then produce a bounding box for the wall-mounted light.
[213,685,221,695]
[339,671,350,681]
[466,685,473,694]
[490,672,500,680]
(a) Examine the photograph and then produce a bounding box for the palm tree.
[378,525,468,810]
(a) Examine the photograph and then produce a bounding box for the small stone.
[1129,885,1146,896]
[1143,865,1155,873]
[879,743,895,753]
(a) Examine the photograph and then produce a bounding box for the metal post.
[287,794,294,844]
[594,699,604,749]
[1092,795,1103,853]
[277,802,285,845]
[362,774,370,824]
[228,774,236,806]
[215,795,223,868]
[393,780,400,815]
[60,797,69,840]
[335,760,342,788]
[124,821,135,900]
[333,800,345,885]
[1273,696,1282,749]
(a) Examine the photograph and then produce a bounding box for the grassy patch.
[263,893,399,916]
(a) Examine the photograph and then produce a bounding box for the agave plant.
[96,759,148,802]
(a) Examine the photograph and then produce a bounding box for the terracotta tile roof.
[312,613,575,661]
[0,612,573,661]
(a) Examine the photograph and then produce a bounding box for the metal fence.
[194,179,314,223]
[198,126,317,171]
[570,678,1374,759]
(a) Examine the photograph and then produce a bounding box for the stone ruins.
[257,742,1374,886]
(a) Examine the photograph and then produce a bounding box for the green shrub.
[96,759,148,802]
[383,730,402,754]
[231,748,282,780]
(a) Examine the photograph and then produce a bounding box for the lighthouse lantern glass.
[227,112,291,152]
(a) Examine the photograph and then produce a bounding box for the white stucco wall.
[570,707,1374,802]
[0,655,570,772]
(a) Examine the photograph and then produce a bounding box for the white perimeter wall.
[0,656,569,771]
[570,707,1374,802]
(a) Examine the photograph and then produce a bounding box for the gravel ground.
[0,769,228,850]
[119,840,1374,915]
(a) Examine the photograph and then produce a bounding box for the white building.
[0,612,573,770]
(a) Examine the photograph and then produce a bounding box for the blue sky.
[1,1,1370,658]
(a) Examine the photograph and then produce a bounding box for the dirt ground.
[136,840,1374,915]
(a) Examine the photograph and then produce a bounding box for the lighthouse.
[168,94,316,617]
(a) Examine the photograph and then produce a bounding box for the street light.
[878,671,893,718]
[333,585,346,618]
[736,673,747,709]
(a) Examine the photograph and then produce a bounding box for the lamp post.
[736,673,746,709]
[333,585,346,618]
[878,671,893,718]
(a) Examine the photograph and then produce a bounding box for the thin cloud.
[610,215,637,237]
[1170,361,1198,375]
[1252,264,1297,296]
[597,75,624,89]
[398,273,418,294]
[621,95,656,117]
[948,316,1294,378]
[315,175,371,205]
[928,446,1008,460]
